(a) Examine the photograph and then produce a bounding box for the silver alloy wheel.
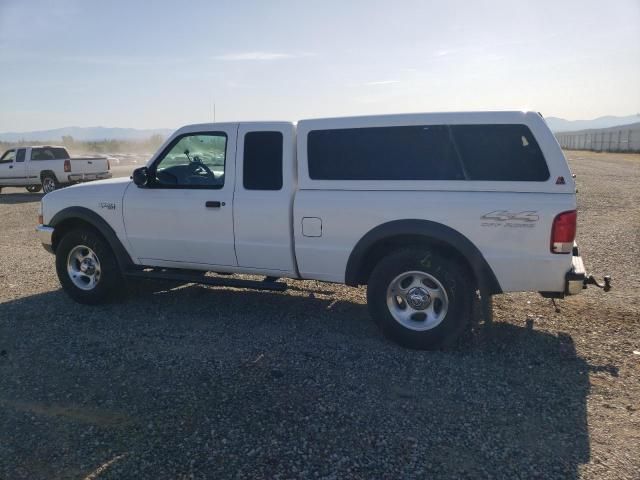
[42,177,56,193]
[386,270,449,331]
[67,245,102,291]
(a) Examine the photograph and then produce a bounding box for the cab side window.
[152,133,227,189]
[31,148,56,160]
[16,149,26,162]
[0,150,15,164]
[243,131,283,190]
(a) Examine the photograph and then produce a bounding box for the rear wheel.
[42,175,58,194]
[55,228,123,304]
[26,185,42,193]
[367,249,473,349]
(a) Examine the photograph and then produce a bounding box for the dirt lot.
[0,151,638,479]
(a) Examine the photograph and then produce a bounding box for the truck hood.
[42,176,134,225]
[62,176,132,191]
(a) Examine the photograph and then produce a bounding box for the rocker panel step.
[124,269,288,292]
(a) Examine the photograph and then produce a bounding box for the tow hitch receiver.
[562,243,611,296]
[584,275,611,292]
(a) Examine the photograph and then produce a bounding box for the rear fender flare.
[40,170,60,183]
[345,219,502,294]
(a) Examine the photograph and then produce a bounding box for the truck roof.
[4,145,66,149]
[177,111,544,131]
[299,110,543,125]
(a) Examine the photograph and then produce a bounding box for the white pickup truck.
[35,112,609,349]
[0,146,111,194]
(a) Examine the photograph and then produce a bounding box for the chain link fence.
[555,123,640,152]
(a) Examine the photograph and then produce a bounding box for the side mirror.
[132,167,150,187]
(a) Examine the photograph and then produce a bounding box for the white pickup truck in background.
[0,146,111,194]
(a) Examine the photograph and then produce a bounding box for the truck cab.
[0,147,32,189]
[122,122,297,277]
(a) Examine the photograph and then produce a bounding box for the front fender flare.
[49,206,133,270]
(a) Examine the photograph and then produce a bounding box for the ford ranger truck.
[35,112,608,349]
[0,146,111,194]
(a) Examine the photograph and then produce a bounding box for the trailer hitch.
[584,275,611,292]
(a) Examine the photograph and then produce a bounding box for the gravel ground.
[0,151,638,479]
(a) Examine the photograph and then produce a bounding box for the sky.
[0,0,639,132]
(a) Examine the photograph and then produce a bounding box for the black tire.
[367,249,473,350]
[26,185,42,193]
[41,174,59,194]
[55,227,123,305]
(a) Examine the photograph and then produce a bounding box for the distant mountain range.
[545,114,640,132]
[1,114,639,141]
[0,126,173,142]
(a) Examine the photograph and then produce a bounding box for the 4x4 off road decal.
[481,210,539,228]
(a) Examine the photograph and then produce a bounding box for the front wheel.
[26,185,42,193]
[367,249,473,350]
[55,228,123,304]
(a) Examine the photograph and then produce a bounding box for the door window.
[0,150,15,164]
[152,133,227,188]
[16,149,26,162]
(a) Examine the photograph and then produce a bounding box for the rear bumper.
[36,225,54,254]
[67,171,112,182]
[565,250,586,295]
[540,243,587,299]
[542,243,611,299]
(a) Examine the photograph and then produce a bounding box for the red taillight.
[64,159,71,172]
[551,210,577,254]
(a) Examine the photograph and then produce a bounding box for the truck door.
[234,123,297,274]
[12,148,27,183]
[0,148,16,185]
[123,125,238,268]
